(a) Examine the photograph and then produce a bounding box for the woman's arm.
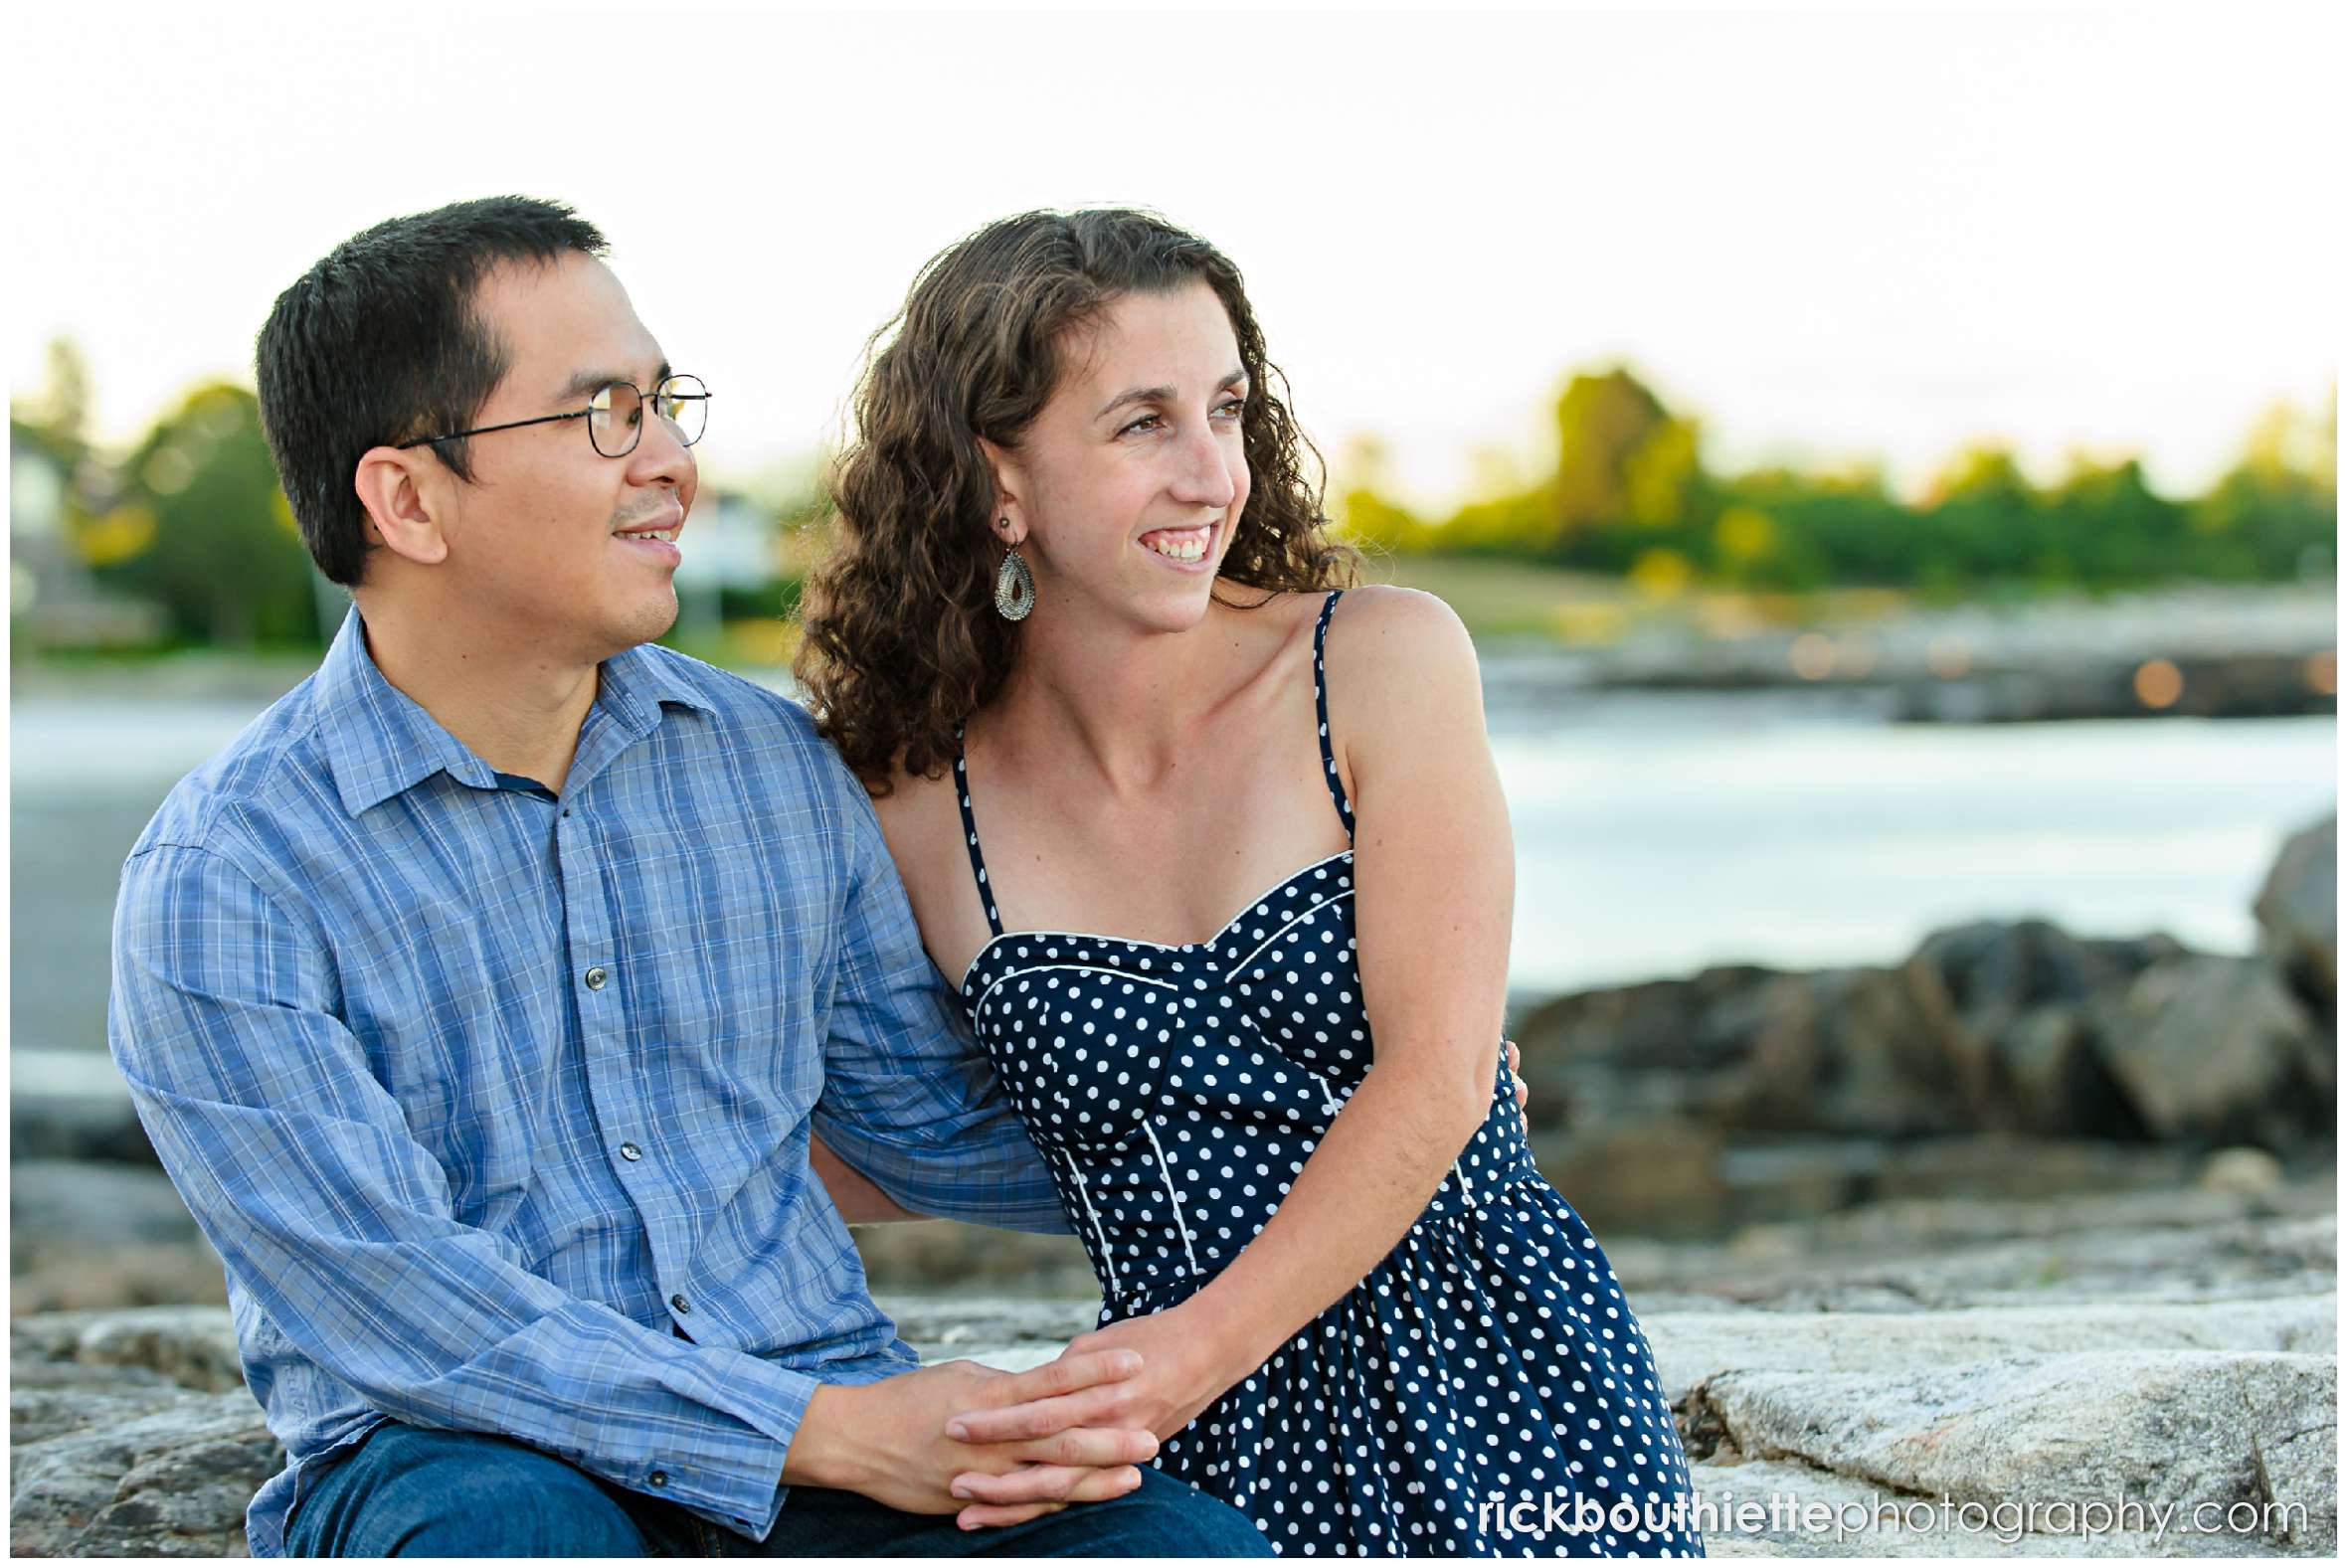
[810,1132,928,1224]
[942,586,1515,1482]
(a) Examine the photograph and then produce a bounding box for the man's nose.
[626,410,696,491]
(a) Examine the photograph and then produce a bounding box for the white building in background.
[9,445,167,648]
[10,447,67,616]
[669,488,787,640]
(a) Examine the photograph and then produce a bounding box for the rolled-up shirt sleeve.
[108,841,811,1538]
[809,754,1070,1235]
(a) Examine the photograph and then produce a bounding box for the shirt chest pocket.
[590,819,832,1053]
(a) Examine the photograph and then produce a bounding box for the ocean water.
[1491,693,2334,991]
[9,692,2335,1066]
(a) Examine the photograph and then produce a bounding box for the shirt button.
[584,965,608,990]
[619,1141,642,1162]
[670,1294,691,1314]
[648,1470,669,1487]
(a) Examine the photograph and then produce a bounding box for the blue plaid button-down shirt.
[106,608,1068,1555]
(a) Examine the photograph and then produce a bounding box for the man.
[106,196,1271,1558]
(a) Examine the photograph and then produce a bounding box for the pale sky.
[12,4,2339,511]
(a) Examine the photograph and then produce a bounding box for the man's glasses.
[397,375,711,459]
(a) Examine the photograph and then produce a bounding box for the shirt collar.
[314,606,714,817]
[595,633,718,734]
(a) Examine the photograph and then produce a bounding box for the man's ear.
[975,435,1027,548]
[353,445,454,567]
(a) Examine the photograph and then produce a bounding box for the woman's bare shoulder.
[1324,583,1477,680]
[1316,584,1484,777]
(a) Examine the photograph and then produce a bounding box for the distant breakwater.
[1478,580,2336,724]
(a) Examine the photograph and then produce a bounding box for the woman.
[794,209,1704,1557]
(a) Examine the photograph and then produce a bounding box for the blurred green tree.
[1330,367,2339,604]
[2189,395,2337,582]
[1913,441,2039,592]
[1549,369,1663,536]
[2043,453,2191,584]
[96,382,320,647]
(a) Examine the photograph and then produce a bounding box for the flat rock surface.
[11,1189,2334,1557]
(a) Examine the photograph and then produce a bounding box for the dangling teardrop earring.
[993,522,1035,621]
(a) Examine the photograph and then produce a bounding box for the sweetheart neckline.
[956,847,1356,994]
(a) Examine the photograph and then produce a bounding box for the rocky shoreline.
[1477,582,2338,726]
[12,1168,2333,1556]
[1504,814,2336,1240]
[12,815,2332,1556]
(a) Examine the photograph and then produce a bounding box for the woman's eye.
[1121,401,1246,436]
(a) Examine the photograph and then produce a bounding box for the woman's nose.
[1171,421,1238,508]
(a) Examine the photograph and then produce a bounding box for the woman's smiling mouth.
[1139,523,1214,565]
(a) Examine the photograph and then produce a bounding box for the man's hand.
[1507,1037,1528,1112]
[789,1351,1159,1530]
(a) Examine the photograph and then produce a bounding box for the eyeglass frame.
[393,374,711,458]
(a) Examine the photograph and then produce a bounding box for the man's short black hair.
[255,196,609,587]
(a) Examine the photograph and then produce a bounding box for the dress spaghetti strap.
[950,725,1004,938]
[1313,590,1356,839]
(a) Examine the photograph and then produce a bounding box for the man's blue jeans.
[281,1420,1274,1557]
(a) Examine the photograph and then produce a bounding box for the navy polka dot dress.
[951,591,1705,1556]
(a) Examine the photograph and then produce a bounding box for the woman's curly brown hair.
[793,208,1360,791]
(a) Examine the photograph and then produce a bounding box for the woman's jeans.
[280,1419,1273,1557]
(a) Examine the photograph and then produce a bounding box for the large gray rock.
[9,1310,276,1557]
[1730,964,1989,1137]
[1905,920,2184,1139]
[1516,961,1992,1142]
[1649,1278,2337,1554]
[1684,1355,2333,1556]
[9,1390,278,1558]
[1511,963,1783,1132]
[2093,956,2334,1146]
[1913,920,2151,1019]
[9,1087,158,1169]
[2256,815,2338,1018]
